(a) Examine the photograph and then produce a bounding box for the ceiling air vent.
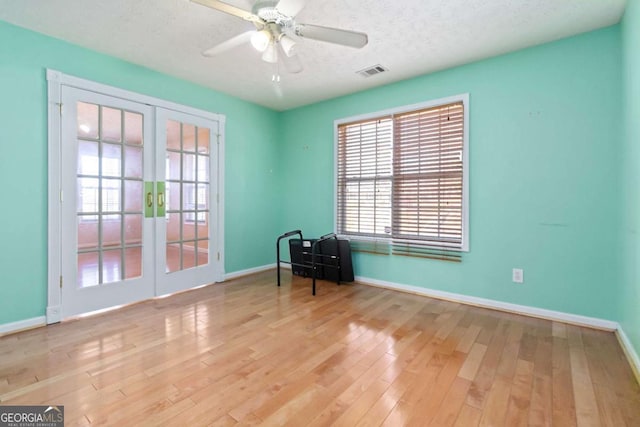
[357,64,389,78]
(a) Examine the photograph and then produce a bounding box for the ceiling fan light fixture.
[262,42,278,63]
[279,35,296,57]
[251,30,271,52]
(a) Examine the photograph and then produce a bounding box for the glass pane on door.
[76,102,144,288]
[165,120,210,273]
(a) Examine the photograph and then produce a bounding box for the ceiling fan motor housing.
[253,0,293,27]
[251,0,279,12]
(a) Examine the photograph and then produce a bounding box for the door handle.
[156,182,166,218]
[144,182,154,218]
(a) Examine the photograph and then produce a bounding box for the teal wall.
[279,27,623,321]
[0,21,280,324]
[621,1,640,355]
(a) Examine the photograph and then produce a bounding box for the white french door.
[60,88,155,317]
[50,73,224,320]
[155,108,220,295]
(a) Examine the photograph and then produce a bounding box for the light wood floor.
[1,271,638,426]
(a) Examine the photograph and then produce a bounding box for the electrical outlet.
[512,268,524,284]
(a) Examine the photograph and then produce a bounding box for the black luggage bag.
[317,239,354,282]
[288,238,353,282]
[289,239,320,278]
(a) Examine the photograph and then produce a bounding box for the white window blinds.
[337,117,393,239]
[336,98,467,254]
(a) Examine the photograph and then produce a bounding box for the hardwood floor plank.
[475,313,499,346]
[454,404,482,427]
[252,373,325,422]
[503,359,534,426]
[591,382,629,427]
[552,336,578,427]
[478,376,512,426]
[0,378,9,395]
[552,321,567,338]
[328,378,390,426]
[259,383,325,426]
[496,322,524,379]
[569,333,601,427]
[86,384,179,425]
[519,332,538,362]
[381,351,452,426]
[278,366,363,427]
[404,350,467,426]
[465,319,509,409]
[458,342,487,381]
[429,376,472,427]
[306,352,397,426]
[528,373,552,427]
[354,369,417,427]
[456,324,482,354]
[2,371,94,405]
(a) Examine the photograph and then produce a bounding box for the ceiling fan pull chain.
[272,58,281,83]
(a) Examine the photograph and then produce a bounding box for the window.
[184,155,208,224]
[336,94,469,254]
[184,184,208,223]
[78,154,121,222]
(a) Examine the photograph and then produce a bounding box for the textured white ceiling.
[0,0,626,111]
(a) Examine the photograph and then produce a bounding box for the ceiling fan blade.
[191,0,261,23]
[202,31,254,56]
[277,44,303,73]
[295,24,368,48]
[275,0,310,17]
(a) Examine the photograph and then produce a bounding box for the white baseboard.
[355,275,619,331]
[224,263,277,281]
[0,316,46,336]
[616,326,640,385]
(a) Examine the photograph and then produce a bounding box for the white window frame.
[334,93,470,252]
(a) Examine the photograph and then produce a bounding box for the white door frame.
[46,70,226,323]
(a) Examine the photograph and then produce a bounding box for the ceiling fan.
[192,0,369,74]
